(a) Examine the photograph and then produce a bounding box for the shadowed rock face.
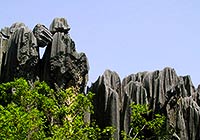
[90,67,200,140]
[41,18,89,91]
[33,24,53,47]
[1,23,39,82]
[0,18,89,92]
[1,18,200,140]
[90,70,121,140]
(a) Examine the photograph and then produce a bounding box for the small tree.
[0,78,114,139]
[122,103,166,140]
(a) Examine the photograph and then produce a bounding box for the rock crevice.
[0,18,89,92]
[90,67,200,140]
[1,18,200,140]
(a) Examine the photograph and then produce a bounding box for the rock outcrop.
[90,67,200,140]
[1,18,200,140]
[90,70,121,140]
[0,18,89,92]
[1,23,39,82]
[41,18,89,91]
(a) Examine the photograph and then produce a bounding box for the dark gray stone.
[0,26,15,77]
[121,81,148,134]
[91,67,200,140]
[165,76,199,140]
[0,18,89,92]
[0,27,10,39]
[9,22,26,34]
[0,27,9,76]
[41,18,89,92]
[33,24,53,47]
[89,70,121,140]
[121,67,200,140]
[193,85,200,106]
[49,18,70,34]
[1,23,39,82]
[2,18,200,140]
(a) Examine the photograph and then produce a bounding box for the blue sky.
[1,0,200,87]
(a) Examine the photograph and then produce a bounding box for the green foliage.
[122,103,166,140]
[0,78,114,140]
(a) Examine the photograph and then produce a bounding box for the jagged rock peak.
[0,18,89,92]
[89,70,121,140]
[101,69,121,93]
[49,18,70,34]
[0,27,10,39]
[90,67,200,140]
[9,22,26,34]
[33,24,53,47]
[122,67,180,104]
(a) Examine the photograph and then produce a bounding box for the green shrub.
[0,78,114,140]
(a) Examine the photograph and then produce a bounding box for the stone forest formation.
[1,18,200,140]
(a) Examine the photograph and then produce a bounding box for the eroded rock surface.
[33,24,53,47]
[90,70,121,140]
[90,67,200,140]
[1,23,39,82]
[1,18,200,140]
[41,18,89,91]
[0,18,89,92]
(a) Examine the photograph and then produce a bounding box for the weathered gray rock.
[89,70,121,140]
[120,68,180,136]
[165,76,199,140]
[0,27,10,39]
[0,26,14,76]
[91,67,200,140]
[1,23,39,82]
[0,27,9,76]
[2,18,200,140]
[41,18,89,91]
[193,85,200,106]
[33,24,53,47]
[122,67,200,139]
[0,18,89,92]
[121,81,148,134]
[49,17,70,34]
[122,67,179,110]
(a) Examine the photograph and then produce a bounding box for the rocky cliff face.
[1,18,200,140]
[0,18,89,92]
[90,67,200,140]
[89,70,121,139]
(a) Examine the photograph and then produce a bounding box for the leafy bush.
[0,78,114,140]
[121,103,166,140]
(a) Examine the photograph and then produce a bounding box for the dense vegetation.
[122,103,167,140]
[0,79,167,139]
[0,78,114,139]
